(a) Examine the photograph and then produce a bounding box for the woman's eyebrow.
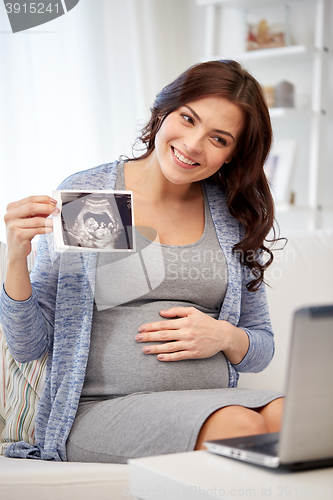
[184,104,236,142]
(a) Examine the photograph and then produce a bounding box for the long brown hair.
[132,60,277,291]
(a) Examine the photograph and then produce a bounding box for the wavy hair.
[132,60,278,291]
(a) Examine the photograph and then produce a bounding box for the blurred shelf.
[202,45,312,63]
[197,0,304,6]
[236,44,311,61]
[269,108,312,119]
[275,204,333,213]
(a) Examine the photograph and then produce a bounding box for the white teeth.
[173,148,197,165]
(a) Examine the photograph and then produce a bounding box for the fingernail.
[143,346,150,353]
[136,334,143,341]
[138,326,146,332]
[52,208,60,215]
[50,198,58,205]
[157,355,164,360]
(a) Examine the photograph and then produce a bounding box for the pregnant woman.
[0,60,283,463]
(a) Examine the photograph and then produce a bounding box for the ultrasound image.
[60,192,133,250]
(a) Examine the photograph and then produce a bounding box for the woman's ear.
[224,155,233,164]
[225,147,238,164]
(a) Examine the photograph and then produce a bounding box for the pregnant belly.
[82,302,230,397]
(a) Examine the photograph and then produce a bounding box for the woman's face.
[154,96,244,185]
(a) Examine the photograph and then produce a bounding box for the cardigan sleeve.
[232,273,275,373]
[0,234,59,363]
[0,162,118,364]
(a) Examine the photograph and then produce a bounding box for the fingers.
[137,306,195,333]
[141,340,186,355]
[156,351,194,362]
[135,308,198,359]
[135,320,186,359]
[136,320,199,361]
[136,327,181,344]
[5,196,58,222]
[138,318,182,334]
[141,340,196,362]
[5,195,59,261]
[7,216,55,230]
[6,195,57,211]
[159,306,196,318]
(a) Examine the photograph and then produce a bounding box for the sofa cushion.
[0,323,47,454]
[0,455,132,500]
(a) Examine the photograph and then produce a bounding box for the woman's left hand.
[135,307,234,361]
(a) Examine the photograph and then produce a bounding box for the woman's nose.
[183,130,204,154]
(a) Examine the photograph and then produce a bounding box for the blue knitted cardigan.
[0,161,274,461]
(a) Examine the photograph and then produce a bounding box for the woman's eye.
[182,114,194,124]
[214,136,227,146]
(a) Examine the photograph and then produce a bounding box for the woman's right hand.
[4,196,59,301]
[4,195,59,262]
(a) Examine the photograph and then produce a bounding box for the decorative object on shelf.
[246,5,292,52]
[275,81,295,108]
[262,86,276,108]
[262,81,295,109]
[247,19,285,51]
[264,140,297,204]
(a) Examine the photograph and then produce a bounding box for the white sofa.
[1,229,332,499]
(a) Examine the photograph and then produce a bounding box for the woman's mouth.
[171,147,199,168]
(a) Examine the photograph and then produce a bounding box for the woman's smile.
[171,146,200,168]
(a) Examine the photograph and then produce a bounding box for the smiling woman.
[0,59,283,464]
[131,60,274,288]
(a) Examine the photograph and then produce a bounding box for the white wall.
[0,0,332,243]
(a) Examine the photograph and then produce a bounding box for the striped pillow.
[0,323,47,454]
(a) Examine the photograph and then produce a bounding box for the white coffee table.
[128,450,333,500]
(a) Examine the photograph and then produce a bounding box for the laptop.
[204,304,333,470]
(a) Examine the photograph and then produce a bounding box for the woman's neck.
[124,154,201,204]
[122,154,205,246]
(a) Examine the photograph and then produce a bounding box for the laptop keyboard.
[239,438,279,456]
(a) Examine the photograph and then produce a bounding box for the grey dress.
[66,164,282,464]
